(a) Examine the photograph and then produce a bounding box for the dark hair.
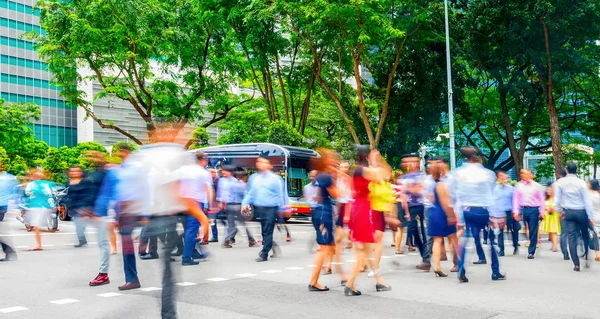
[459,146,482,162]
[557,167,567,178]
[222,165,236,172]
[235,170,248,178]
[495,170,505,176]
[195,151,207,162]
[566,162,578,174]
[401,153,420,160]
[355,145,370,166]
[590,179,600,192]
[546,185,553,200]
[69,165,82,170]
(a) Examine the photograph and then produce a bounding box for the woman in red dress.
[345,147,392,296]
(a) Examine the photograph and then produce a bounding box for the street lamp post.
[444,0,456,170]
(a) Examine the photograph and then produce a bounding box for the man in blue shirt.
[242,156,287,262]
[0,160,18,261]
[490,171,518,256]
[452,147,505,282]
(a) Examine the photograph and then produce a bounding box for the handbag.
[588,226,599,251]
[489,216,507,230]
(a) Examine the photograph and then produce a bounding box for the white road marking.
[206,277,229,282]
[346,259,357,263]
[0,306,28,313]
[305,265,317,268]
[45,244,55,247]
[330,262,344,265]
[0,232,97,237]
[140,287,162,291]
[176,282,197,286]
[394,254,407,257]
[16,245,28,248]
[286,267,304,270]
[262,270,283,273]
[235,273,257,278]
[381,256,391,259]
[88,242,98,245]
[97,292,122,298]
[50,299,79,305]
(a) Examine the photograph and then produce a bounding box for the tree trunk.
[298,73,315,135]
[498,83,523,175]
[275,54,290,124]
[540,15,564,177]
[352,52,376,149]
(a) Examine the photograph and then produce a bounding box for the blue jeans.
[183,203,208,259]
[73,215,88,244]
[522,207,540,255]
[255,206,278,259]
[472,225,487,262]
[118,212,139,283]
[458,207,500,276]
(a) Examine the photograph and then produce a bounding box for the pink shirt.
[513,180,545,216]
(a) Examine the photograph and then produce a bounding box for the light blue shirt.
[94,160,146,217]
[242,171,287,212]
[490,183,514,217]
[217,176,245,204]
[303,182,319,208]
[0,171,18,207]
[555,174,594,220]
[451,163,496,209]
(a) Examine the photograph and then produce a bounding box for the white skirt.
[27,208,52,228]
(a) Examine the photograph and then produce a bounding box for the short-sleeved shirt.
[25,180,56,209]
[178,165,213,204]
[316,173,333,207]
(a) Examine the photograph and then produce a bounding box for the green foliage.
[0,99,41,155]
[268,121,304,147]
[217,103,269,145]
[111,141,139,156]
[188,127,211,150]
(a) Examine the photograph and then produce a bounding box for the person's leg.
[149,234,159,257]
[34,227,42,249]
[483,226,489,245]
[309,245,329,288]
[458,211,473,278]
[73,216,88,245]
[224,204,239,244]
[432,237,442,271]
[560,218,569,259]
[210,216,218,241]
[108,222,117,254]
[526,209,539,256]
[257,207,274,259]
[565,212,580,267]
[497,228,505,255]
[577,213,590,263]
[447,234,459,271]
[345,243,364,292]
[550,233,558,251]
[395,227,404,253]
[119,214,139,283]
[373,230,384,270]
[138,226,148,255]
[182,215,200,262]
[488,226,500,275]
[160,217,178,319]
[333,226,347,280]
[94,218,110,275]
[421,207,432,264]
[471,224,486,262]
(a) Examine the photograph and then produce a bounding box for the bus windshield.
[287,157,311,198]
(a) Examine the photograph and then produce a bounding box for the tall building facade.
[0,0,77,147]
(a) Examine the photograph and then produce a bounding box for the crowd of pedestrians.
[2,138,600,317]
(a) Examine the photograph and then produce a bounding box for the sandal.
[395,250,404,255]
[28,248,43,251]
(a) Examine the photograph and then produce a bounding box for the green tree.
[268,121,304,147]
[188,127,211,150]
[217,103,270,145]
[0,99,41,156]
[31,0,249,145]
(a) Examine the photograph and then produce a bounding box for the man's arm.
[241,174,255,210]
[554,180,563,213]
[537,186,546,218]
[512,183,522,221]
[582,181,595,223]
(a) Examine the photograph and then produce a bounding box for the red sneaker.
[89,273,110,286]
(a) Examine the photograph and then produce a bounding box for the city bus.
[194,143,319,220]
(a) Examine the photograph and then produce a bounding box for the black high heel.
[375,283,392,292]
[308,285,329,292]
[344,286,361,296]
[433,269,448,277]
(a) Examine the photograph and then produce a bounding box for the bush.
[268,121,304,147]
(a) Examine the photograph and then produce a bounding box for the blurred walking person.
[493,171,518,256]
[219,165,256,248]
[242,156,287,262]
[428,161,458,277]
[513,169,545,259]
[555,168,570,260]
[24,171,56,251]
[542,185,561,252]
[308,149,342,291]
[588,179,600,261]
[453,147,505,283]
[178,151,212,265]
[330,161,351,280]
[0,160,18,261]
[555,163,595,271]
[367,167,395,278]
[345,147,392,296]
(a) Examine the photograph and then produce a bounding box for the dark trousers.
[422,207,432,264]
[138,226,166,255]
[565,209,589,267]
[224,204,255,243]
[522,207,540,255]
[144,215,179,319]
[118,213,139,283]
[407,205,426,258]
[183,215,200,259]
[255,206,278,259]
[560,218,569,258]
[472,225,487,261]
[0,206,15,258]
[458,207,500,275]
[505,210,520,252]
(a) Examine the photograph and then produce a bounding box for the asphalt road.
[0,210,598,319]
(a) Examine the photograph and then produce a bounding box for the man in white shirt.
[303,170,319,212]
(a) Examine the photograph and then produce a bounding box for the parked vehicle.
[55,187,72,221]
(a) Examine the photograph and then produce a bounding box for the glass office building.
[0,0,77,147]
